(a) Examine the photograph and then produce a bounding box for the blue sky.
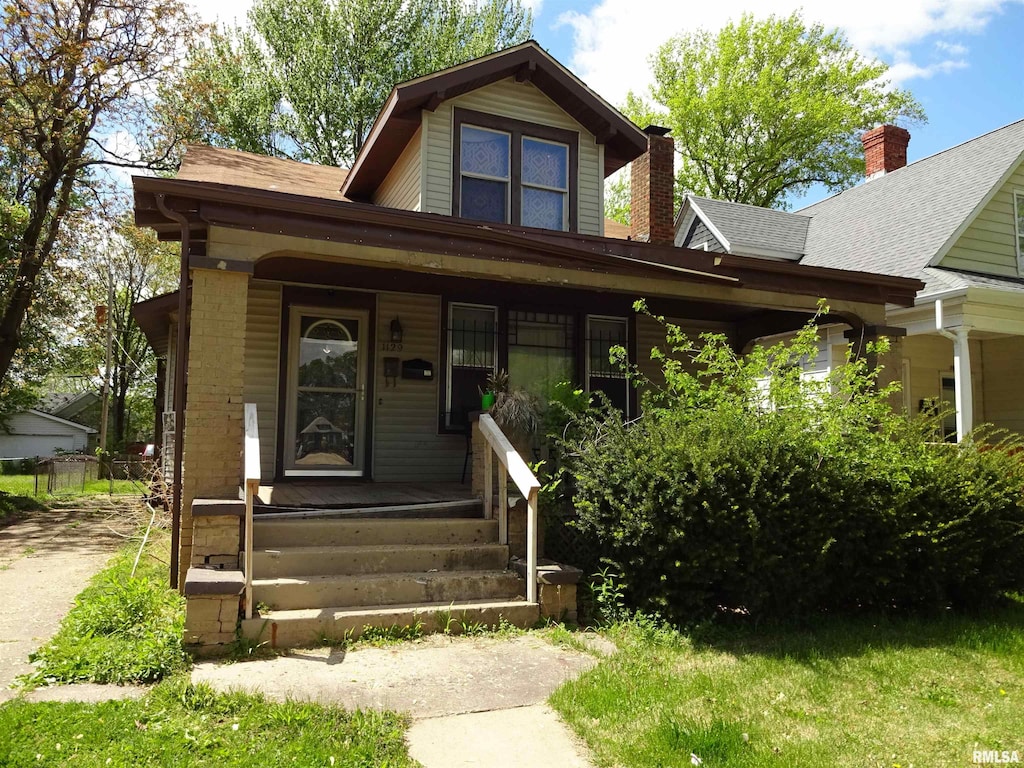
[197,0,1024,205]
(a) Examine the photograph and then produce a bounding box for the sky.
[190,0,1024,206]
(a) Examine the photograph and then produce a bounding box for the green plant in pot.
[479,369,508,411]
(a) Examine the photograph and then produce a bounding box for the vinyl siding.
[373,292,464,481]
[940,163,1024,277]
[635,315,734,404]
[901,334,985,421]
[685,220,726,253]
[422,77,604,236]
[243,281,282,479]
[0,412,88,457]
[979,335,1024,433]
[373,126,422,211]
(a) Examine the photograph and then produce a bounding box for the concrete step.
[253,517,498,549]
[253,543,510,578]
[252,569,524,611]
[240,599,541,648]
[254,499,483,520]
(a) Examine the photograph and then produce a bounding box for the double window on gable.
[455,108,576,232]
[1014,191,1024,271]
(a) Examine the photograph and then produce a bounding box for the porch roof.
[133,150,923,309]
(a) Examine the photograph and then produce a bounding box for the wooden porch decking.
[251,481,475,509]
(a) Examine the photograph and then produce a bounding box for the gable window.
[1015,191,1024,271]
[454,107,577,232]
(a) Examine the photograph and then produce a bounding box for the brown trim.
[453,107,580,232]
[275,287,377,481]
[340,41,649,199]
[133,175,924,306]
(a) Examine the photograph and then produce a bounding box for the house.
[132,41,921,649]
[678,120,1024,443]
[0,408,96,460]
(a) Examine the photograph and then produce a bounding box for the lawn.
[551,608,1024,768]
[0,678,417,767]
[0,473,140,498]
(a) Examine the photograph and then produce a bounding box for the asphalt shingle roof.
[798,119,1024,279]
[687,195,810,256]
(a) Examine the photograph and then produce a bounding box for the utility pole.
[98,252,114,463]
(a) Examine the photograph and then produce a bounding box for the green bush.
[561,303,1024,624]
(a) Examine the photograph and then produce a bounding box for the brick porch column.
[179,266,250,589]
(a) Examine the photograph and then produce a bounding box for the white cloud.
[559,0,1022,106]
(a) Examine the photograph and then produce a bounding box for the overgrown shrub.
[560,302,1024,624]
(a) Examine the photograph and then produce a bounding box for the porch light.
[390,317,403,344]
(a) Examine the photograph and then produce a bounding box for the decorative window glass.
[446,303,498,430]
[587,316,629,417]
[521,138,568,230]
[460,126,510,224]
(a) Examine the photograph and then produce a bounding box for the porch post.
[179,265,250,589]
[951,326,974,442]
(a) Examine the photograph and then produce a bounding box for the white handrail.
[243,403,260,620]
[477,414,541,604]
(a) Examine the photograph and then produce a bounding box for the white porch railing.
[477,413,541,604]
[243,403,260,620]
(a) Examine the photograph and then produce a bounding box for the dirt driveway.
[0,499,141,700]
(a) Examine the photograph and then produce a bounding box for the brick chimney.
[862,124,910,180]
[630,125,675,245]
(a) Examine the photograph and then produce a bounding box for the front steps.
[241,513,537,647]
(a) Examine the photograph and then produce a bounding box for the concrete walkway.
[193,632,611,767]
[0,500,139,701]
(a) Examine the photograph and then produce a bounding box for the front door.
[284,307,369,476]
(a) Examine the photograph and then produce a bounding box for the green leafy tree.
[624,12,926,210]
[0,0,197,393]
[158,0,533,168]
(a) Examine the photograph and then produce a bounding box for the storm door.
[284,307,368,476]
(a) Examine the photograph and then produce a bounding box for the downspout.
[155,194,190,590]
[935,299,973,442]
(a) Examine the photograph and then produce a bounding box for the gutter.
[154,194,190,591]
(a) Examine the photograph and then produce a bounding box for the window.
[508,310,576,403]
[941,374,957,442]
[445,303,497,430]
[454,108,576,232]
[586,316,629,418]
[1015,191,1024,271]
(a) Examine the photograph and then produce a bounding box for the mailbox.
[401,358,433,380]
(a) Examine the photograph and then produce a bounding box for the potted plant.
[479,369,508,411]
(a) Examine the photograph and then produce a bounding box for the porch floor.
[251,481,475,510]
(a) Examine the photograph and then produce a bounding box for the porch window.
[446,303,497,430]
[454,108,576,232]
[586,316,630,418]
[941,374,957,442]
[508,310,576,403]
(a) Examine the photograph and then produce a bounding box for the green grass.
[0,473,141,498]
[0,677,417,767]
[550,607,1024,768]
[20,528,188,687]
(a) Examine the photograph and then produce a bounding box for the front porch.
[250,481,475,513]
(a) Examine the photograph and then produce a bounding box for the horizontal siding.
[0,433,80,458]
[373,126,422,211]
[635,315,734,407]
[373,292,464,481]
[423,77,604,236]
[243,281,282,479]
[979,336,1024,433]
[901,334,984,421]
[941,164,1024,277]
[686,220,727,253]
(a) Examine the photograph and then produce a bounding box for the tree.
[0,0,197,390]
[159,0,533,168]
[625,12,926,210]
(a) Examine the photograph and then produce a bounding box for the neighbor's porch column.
[179,260,251,589]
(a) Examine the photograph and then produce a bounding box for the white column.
[952,326,973,442]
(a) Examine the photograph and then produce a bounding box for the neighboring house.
[0,409,95,459]
[131,41,920,647]
[678,120,1024,442]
